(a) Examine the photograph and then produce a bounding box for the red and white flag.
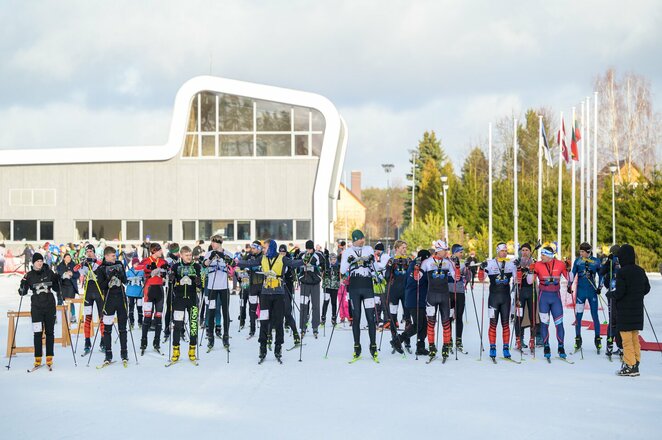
[558,118,570,163]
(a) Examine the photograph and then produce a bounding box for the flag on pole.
[571,119,581,161]
[541,122,553,166]
[558,118,570,163]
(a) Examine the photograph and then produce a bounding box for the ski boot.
[605,336,614,356]
[351,344,362,362]
[428,343,438,359]
[529,338,536,355]
[594,336,602,351]
[46,356,53,367]
[222,335,230,350]
[321,318,326,328]
[215,326,222,339]
[574,335,582,350]
[390,336,404,354]
[171,345,180,362]
[153,342,161,354]
[370,344,379,362]
[456,338,464,353]
[415,341,429,356]
[515,336,522,351]
[129,322,134,331]
[489,344,496,360]
[34,356,42,368]
[293,332,301,346]
[140,338,147,356]
[275,344,282,362]
[543,344,551,360]
[259,343,267,363]
[138,320,143,329]
[207,337,214,352]
[503,344,511,359]
[82,338,92,356]
[441,343,451,360]
[188,345,197,361]
[331,317,337,327]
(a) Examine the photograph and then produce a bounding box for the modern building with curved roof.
[0,76,348,248]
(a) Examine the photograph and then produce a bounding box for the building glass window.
[182,221,196,241]
[39,221,54,241]
[92,220,121,241]
[201,135,216,157]
[126,221,140,240]
[295,220,312,241]
[220,95,253,131]
[295,134,309,155]
[143,220,172,242]
[256,220,293,241]
[256,100,291,131]
[75,221,90,241]
[257,134,291,157]
[182,91,325,159]
[199,220,234,241]
[220,134,253,156]
[0,221,10,240]
[200,92,216,132]
[237,221,251,240]
[14,220,37,241]
[183,135,198,157]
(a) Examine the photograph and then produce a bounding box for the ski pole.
[85,290,111,367]
[5,295,24,370]
[479,281,485,361]
[225,289,230,364]
[167,285,174,362]
[469,285,483,356]
[643,304,662,359]
[324,318,336,359]
[121,286,139,364]
[57,278,78,367]
[73,268,91,355]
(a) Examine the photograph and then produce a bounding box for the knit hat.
[351,230,365,242]
[374,242,385,251]
[305,240,314,250]
[85,244,95,252]
[131,257,140,266]
[278,244,288,253]
[520,242,532,251]
[433,240,448,252]
[32,253,44,264]
[417,249,431,261]
[579,242,592,252]
[451,244,463,254]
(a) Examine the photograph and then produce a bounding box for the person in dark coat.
[606,244,650,376]
[394,249,430,356]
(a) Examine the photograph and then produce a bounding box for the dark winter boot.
[489,344,496,359]
[415,341,429,356]
[574,335,582,350]
[617,363,638,377]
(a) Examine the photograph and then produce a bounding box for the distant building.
[599,160,645,188]
[0,76,348,247]
[334,183,366,241]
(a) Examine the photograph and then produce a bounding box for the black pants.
[207,289,230,344]
[322,288,338,323]
[607,298,623,349]
[128,296,143,326]
[102,292,128,361]
[173,296,198,347]
[515,291,535,340]
[239,287,248,326]
[399,307,426,345]
[259,294,285,347]
[248,285,261,334]
[349,288,376,347]
[283,282,298,334]
[450,291,466,340]
[32,303,56,358]
[164,286,173,335]
[141,285,164,347]
[387,286,411,340]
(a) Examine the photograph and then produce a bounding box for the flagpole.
[586,96,591,244]
[513,117,519,255]
[538,115,543,254]
[593,92,598,248]
[571,107,576,261]
[557,111,563,259]
[580,100,585,245]
[488,122,493,259]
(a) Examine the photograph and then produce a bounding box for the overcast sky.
[1,0,660,187]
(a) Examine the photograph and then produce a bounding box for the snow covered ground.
[0,274,660,440]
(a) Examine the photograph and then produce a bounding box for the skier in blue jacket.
[126,257,145,329]
[568,242,603,352]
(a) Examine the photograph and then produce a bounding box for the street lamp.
[407,149,418,227]
[382,164,394,246]
[609,164,618,245]
[441,175,449,244]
